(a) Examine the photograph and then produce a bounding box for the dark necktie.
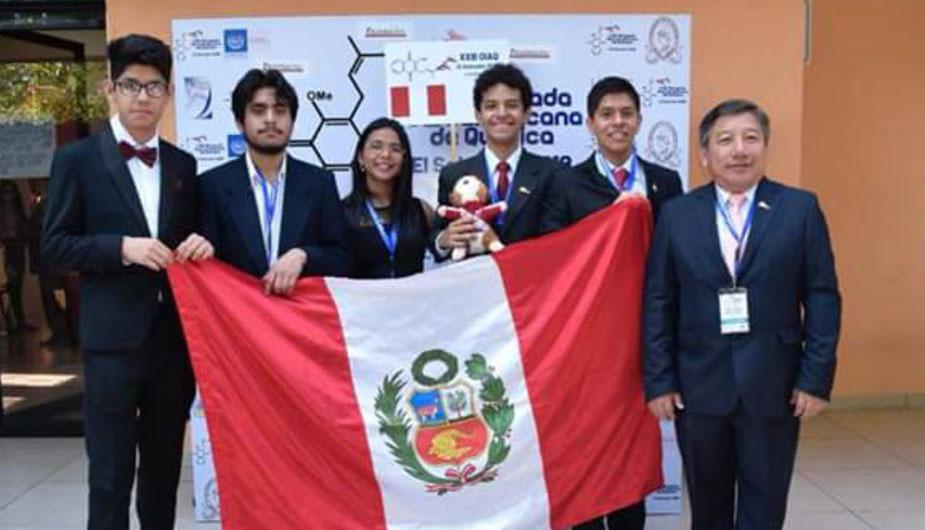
[118,141,157,167]
[496,161,510,200]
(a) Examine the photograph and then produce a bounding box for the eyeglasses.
[115,79,168,99]
[365,142,405,156]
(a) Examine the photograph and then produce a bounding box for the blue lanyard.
[716,196,756,280]
[596,149,638,192]
[364,200,399,273]
[256,168,281,265]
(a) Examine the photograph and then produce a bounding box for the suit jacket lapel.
[737,178,779,278]
[640,159,664,202]
[224,157,269,274]
[501,152,540,236]
[696,184,733,285]
[99,123,150,236]
[278,156,308,257]
[157,143,178,240]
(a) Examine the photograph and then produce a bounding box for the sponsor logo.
[173,30,222,61]
[645,17,683,64]
[223,29,248,54]
[182,135,225,162]
[376,349,513,495]
[645,121,681,169]
[366,27,408,38]
[509,46,554,61]
[227,134,246,158]
[640,77,689,107]
[183,77,213,120]
[587,23,639,56]
[202,478,221,519]
[260,61,308,78]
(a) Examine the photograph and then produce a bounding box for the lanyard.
[716,196,756,283]
[364,200,399,274]
[596,149,638,192]
[256,168,281,265]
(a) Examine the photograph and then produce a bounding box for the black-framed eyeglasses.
[115,79,168,98]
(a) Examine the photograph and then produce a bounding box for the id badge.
[719,287,750,334]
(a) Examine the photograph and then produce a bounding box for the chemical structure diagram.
[288,36,383,173]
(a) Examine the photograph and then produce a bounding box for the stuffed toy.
[436,175,507,261]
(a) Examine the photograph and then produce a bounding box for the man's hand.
[175,233,214,262]
[791,389,828,418]
[437,217,480,249]
[647,392,685,421]
[122,237,172,271]
[262,248,307,296]
[613,191,647,205]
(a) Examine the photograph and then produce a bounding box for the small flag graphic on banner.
[390,86,410,117]
[427,84,447,116]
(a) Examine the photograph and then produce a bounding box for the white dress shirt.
[594,150,649,197]
[110,115,160,238]
[484,144,523,201]
[715,182,758,279]
[245,151,288,265]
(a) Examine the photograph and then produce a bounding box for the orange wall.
[802,0,925,397]
[106,0,806,188]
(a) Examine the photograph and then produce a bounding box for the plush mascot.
[436,175,507,261]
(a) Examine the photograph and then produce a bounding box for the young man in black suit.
[570,77,684,530]
[569,77,683,226]
[42,34,214,529]
[433,63,569,257]
[198,69,349,292]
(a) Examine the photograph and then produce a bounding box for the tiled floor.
[0,409,923,529]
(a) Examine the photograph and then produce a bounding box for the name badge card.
[719,287,750,334]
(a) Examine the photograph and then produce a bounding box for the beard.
[244,129,289,155]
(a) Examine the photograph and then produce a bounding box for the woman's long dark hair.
[345,117,416,230]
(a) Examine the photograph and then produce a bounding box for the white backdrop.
[172,13,690,522]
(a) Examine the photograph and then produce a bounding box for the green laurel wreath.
[374,351,514,494]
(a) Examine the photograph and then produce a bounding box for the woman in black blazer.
[343,118,434,279]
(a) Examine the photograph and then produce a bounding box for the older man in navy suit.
[199,69,349,291]
[643,99,841,530]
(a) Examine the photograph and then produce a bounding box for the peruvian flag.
[389,84,447,118]
[168,200,662,529]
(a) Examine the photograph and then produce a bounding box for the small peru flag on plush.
[168,200,663,530]
[390,84,447,118]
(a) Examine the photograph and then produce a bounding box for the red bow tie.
[118,141,157,167]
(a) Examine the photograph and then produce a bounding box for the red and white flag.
[168,200,662,529]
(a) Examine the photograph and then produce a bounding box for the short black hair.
[473,63,533,111]
[108,34,172,81]
[587,76,640,117]
[231,69,299,123]
[698,99,770,148]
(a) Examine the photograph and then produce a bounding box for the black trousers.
[572,501,646,530]
[83,310,195,530]
[675,407,799,530]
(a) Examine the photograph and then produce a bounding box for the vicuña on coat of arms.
[375,349,514,495]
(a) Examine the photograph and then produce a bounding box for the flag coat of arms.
[168,201,663,529]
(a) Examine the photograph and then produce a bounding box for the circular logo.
[226,34,246,52]
[646,17,682,64]
[646,121,681,168]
